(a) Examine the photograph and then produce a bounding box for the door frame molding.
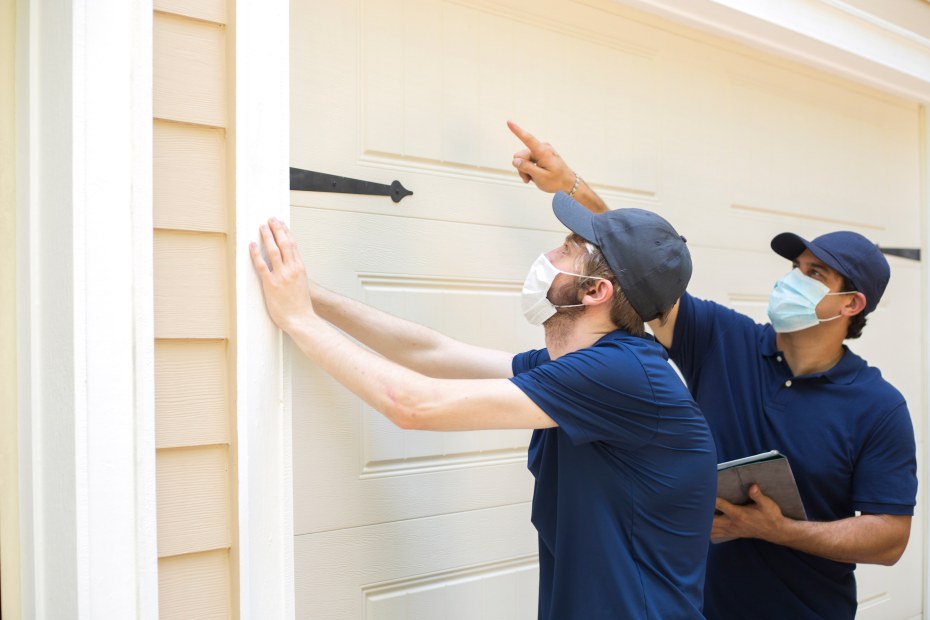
[230,0,294,616]
[15,0,159,616]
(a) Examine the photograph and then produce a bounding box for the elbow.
[877,541,907,566]
[382,383,432,431]
[873,528,910,566]
[380,377,438,431]
[391,406,420,430]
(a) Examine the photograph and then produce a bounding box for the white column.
[232,0,294,617]
[16,0,158,618]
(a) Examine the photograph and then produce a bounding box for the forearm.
[766,514,910,565]
[284,312,553,431]
[569,179,609,214]
[310,282,483,377]
[285,309,431,427]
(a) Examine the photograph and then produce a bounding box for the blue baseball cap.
[553,192,692,321]
[770,231,890,315]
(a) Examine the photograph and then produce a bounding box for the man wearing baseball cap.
[510,121,917,620]
[251,204,716,619]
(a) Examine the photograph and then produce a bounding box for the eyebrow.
[794,258,835,275]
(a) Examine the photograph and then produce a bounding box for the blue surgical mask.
[521,254,604,326]
[767,268,855,333]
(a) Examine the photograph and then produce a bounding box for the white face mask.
[521,253,604,326]
[767,268,856,333]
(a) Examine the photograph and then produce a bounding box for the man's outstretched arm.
[507,120,678,348]
[249,218,555,430]
[257,218,514,379]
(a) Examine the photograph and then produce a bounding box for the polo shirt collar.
[759,326,862,385]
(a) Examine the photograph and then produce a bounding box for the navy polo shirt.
[670,293,917,620]
[511,329,717,620]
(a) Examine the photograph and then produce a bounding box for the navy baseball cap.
[770,231,890,315]
[553,192,692,321]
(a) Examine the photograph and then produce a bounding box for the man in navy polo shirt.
[510,121,917,619]
[250,201,717,619]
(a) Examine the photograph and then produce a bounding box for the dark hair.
[842,275,867,339]
[568,234,646,337]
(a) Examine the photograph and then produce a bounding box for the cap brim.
[553,192,597,243]
[771,232,810,262]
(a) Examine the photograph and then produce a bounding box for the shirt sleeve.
[669,292,758,387]
[669,293,716,385]
[510,342,659,449]
[512,347,550,376]
[851,401,918,515]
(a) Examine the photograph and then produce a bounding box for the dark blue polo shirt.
[670,293,917,620]
[511,329,716,620]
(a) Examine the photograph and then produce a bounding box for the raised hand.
[507,121,609,214]
[507,120,576,193]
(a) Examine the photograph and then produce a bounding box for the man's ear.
[583,279,614,306]
[843,291,868,317]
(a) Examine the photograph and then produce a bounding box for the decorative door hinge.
[879,247,920,261]
[290,167,413,203]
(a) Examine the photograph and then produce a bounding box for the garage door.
[289,0,923,617]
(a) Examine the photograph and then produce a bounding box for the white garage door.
[289,1,924,618]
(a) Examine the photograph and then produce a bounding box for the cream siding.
[153,0,235,617]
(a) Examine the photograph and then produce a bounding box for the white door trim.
[16,0,158,617]
[231,0,294,617]
[608,0,930,102]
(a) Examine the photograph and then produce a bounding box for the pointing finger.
[507,120,541,152]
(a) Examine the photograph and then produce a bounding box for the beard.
[542,281,585,344]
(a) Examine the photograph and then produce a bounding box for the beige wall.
[0,0,21,616]
[153,1,236,617]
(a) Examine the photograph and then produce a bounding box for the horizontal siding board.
[157,445,230,557]
[154,120,227,232]
[153,230,227,339]
[158,549,231,619]
[155,339,229,449]
[154,12,227,127]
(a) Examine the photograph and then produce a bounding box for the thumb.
[748,484,771,506]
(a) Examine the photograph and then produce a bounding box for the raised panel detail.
[728,73,917,231]
[156,445,230,557]
[155,339,228,449]
[153,231,227,339]
[358,274,532,476]
[154,119,227,232]
[158,549,231,620]
[154,12,227,127]
[361,0,659,196]
[364,558,539,620]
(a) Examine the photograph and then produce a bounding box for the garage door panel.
[654,33,921,261]
[290,206,545,536]
[292,0,923,616]
[728,72,917,233]
[294,504,538,620]
[293,0,663,230]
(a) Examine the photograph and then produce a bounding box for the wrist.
[567,173,582,198]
